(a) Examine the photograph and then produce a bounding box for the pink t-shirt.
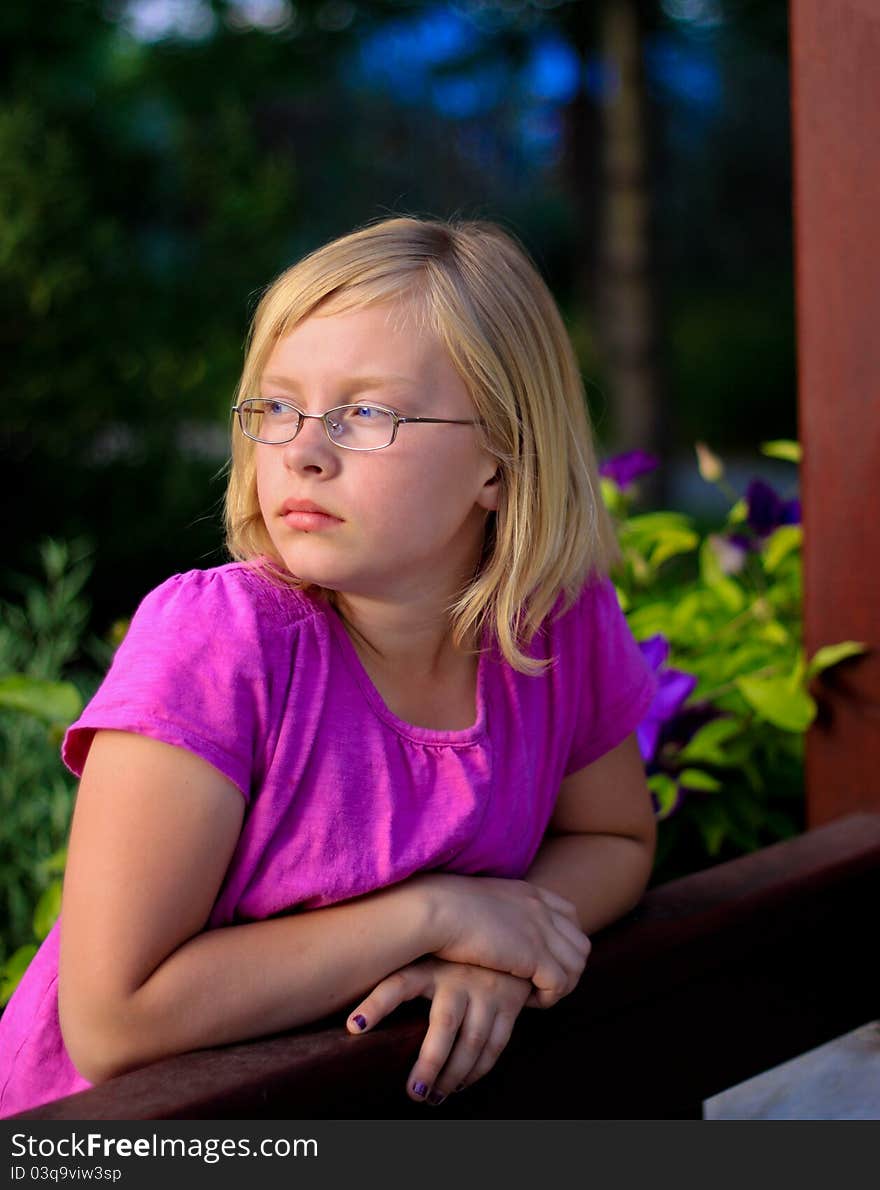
[0,560,658,1117]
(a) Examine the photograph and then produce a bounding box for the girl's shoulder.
[59,562,325,788]
[540,571,617,642]
[541,570,653,690]
[136,560,321,634]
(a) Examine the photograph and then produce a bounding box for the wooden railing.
[793,0,880,823]
[13,812,880,1120]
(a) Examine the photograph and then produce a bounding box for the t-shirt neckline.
[323,601,491,746]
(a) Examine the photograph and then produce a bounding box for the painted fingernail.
[455,1083,465,1092]
[351,1014,367,1030]
[427,1090,446,1105]
[412,1081,428,1098]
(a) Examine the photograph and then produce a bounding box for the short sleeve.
[62,569,267,803]
[562,576,659,776]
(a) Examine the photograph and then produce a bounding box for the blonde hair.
[224,214,621,676]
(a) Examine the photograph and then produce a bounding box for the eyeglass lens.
[240,399,395,449]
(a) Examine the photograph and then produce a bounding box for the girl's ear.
[479,468,501,512]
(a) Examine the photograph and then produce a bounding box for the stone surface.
[704,1020,880,1120]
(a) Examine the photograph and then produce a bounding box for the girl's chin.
[272,553,349,589]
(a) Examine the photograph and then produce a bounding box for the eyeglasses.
[232,398,485,452]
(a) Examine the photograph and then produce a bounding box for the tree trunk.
[593,0,670,505]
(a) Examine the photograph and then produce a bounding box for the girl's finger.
[452,1004,520,1094]
[346,965,432,1035]
[527,981,572,1010]
[529,947,577,1005]
[406,986,469,1103]
[525,914,591,1005]
[550,909,592,957]
[524,987,541,1010]
[540,922,592,990]
[531,885,581,922]
[524,979,574,1010]
[426,993,499,1099]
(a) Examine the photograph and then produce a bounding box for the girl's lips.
[282,510,343,531]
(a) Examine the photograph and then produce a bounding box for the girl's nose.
[282,413,338,466]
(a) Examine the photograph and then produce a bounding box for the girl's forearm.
[90,881,442,1084]
[523,831,654,935]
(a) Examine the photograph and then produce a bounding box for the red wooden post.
[790,0,880,824]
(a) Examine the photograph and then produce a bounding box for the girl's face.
[253,301,500,604]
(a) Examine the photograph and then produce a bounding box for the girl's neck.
[329,593,481,682]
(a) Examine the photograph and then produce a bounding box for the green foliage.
[0,676,83,725]
[0,12,303,601]
[0,539,113,1005]
[0,0,798,622]
[668,276,796,450]
[606,441,868,884]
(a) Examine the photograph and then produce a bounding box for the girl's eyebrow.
[261,373,417,391]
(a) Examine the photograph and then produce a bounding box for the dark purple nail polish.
[352,1014,367,1030]
[428,1090,446,1105]
[413,1081,428,1097]
[455,1083,465,1092]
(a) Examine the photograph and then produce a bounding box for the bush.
[0,454,865,1001]
[600,440,866,884]
[0,538,114,1003]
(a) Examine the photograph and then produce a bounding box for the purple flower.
[708,533,749,575]
[745,479,801,539]
[710,480,800,572]
[635,634,698,767]
[600,450,661,491]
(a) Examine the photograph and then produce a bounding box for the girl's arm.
[59,730,444,1084]
[340,734,655,1101]
[524,731,657,937]
[60,730,586,1085]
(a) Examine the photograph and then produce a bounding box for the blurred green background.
[0,0,801,969]
[2,0,795,629]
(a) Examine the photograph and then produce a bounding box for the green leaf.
[48,723,67,748]
[806,641,869,680]
[36,847,68,878]
[0,945,38,1006]
[727,498,748,525]
[723,642,775,675]
[0,675,83,725]
[693,801,728,856]
[33,881,63,940]
[2,945,39,982]
[647,773,680,822]
[758,620,791,646]
[676,717,742,765]
[601,477,624,515]
[734,673,817,731]
[678,768,723,793]
[760,439,802,463]
[649,528,700,569]
[623,511,696,539]
[627,602,676,639]
[763,525,802,573]
[621,517,697,582]
[699,539,746,612]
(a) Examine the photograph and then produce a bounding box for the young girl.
[0,215,658,1117]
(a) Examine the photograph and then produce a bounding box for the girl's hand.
[411,872,592,1009]
[346,957,533,1105]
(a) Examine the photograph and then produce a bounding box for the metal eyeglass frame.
[232,397,486,451]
